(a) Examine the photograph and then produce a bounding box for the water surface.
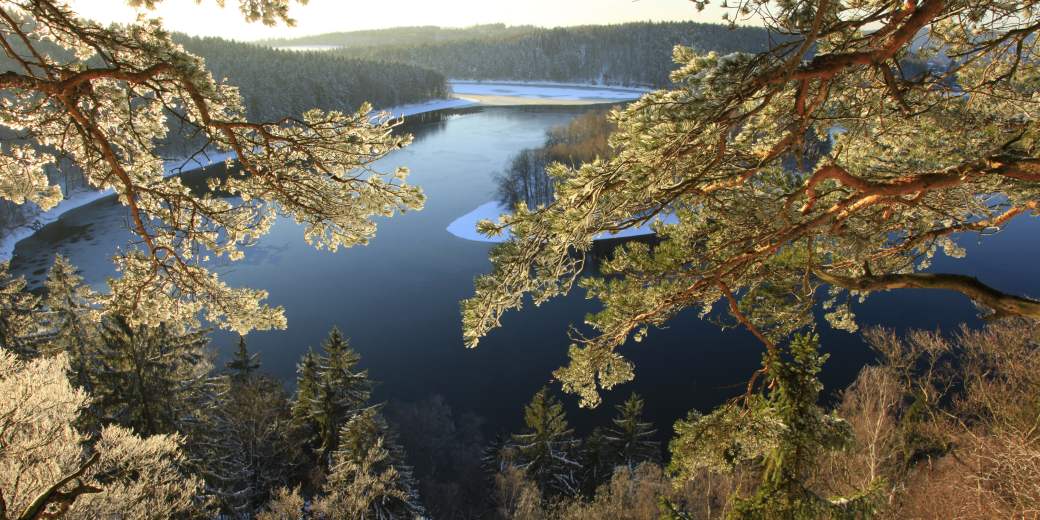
[12,105,1040,437]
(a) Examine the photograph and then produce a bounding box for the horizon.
[64,0,737,41]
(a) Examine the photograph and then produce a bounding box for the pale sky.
[65,0,731,41]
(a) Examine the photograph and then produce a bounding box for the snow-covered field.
[1,82,652,261]
[446,200,678,243]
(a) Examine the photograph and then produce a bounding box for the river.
[10,104,1040,438]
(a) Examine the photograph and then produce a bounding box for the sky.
[65,0,730,41]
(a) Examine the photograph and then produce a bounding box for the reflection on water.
[10,105,1040,439]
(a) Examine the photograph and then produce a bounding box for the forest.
[3,0,1040,519]
[270,22,777,87]
[260,24,541,50]
[176,35,450,123]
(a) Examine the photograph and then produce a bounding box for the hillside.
[176,35,449,122]
[259,23,538,48]
[266,21,775,87]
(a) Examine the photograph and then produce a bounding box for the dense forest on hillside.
[176,35,449,122]
[269,22,776,87]
[260,23,538,49]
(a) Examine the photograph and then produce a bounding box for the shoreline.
[0,81,647,262]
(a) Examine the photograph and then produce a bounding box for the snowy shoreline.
[446,201,679,243]
[0,81,649,261]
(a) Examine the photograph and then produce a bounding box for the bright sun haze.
[66,0,725,40]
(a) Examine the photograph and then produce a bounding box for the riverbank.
[0,81,648,262]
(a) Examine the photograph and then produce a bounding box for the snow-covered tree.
[0,0,424,334]
[226,334,260,382]
[506,387,581,497]
[293,328,371,460]
[91,314,214,436]
[193,373,303,518]
[669,334,873,518]
[0,262,40,357]
[603,393,658,470]
[314,407,423,520]
[0,349,205,518]
[41,254,99,390]
[256,486,307,520]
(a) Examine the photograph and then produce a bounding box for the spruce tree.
[193,373,303,519]
[293,327,371,460]
[603,393,659,470]
[91,314,214,436]
[42,255,99,390]
[578,427,613,494]
[315,407,424,519]
[226,335,260,382]
[507,387,581,497]
[292,347,321,440]
[669,334,876,519]
[0,262,41,357]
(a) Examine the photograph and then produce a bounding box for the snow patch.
[450,81,648,102]
[273,45,342,52]
[378,97,476,118]
[446,200,679,243]
[0,151,238,262]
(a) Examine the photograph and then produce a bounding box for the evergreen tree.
[91,314,214,436]
[293,327,371,460]
[507,387,581,497]
[577,427,614,494]
[603,393,659,470]
[0,262,41,357]
[669,334,876,519]
[226,335,260,382]
[193,373,304,519]
[314,407,424,519]
[461,0,1040,414]
[42,255,99,390]
[292,347,321,441]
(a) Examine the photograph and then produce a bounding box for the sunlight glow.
[65,0,732,40]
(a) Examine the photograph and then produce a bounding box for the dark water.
[11,105,1040,439]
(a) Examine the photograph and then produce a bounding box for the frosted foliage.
[463,0,1040,407]
[314,440,409,519]
[257,486,307,520]
[0,1,422,333]
[0,350,203,518]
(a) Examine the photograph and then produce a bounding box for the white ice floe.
[446,200,679,243]
[450,80,648,102]
[379,97,476,118]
